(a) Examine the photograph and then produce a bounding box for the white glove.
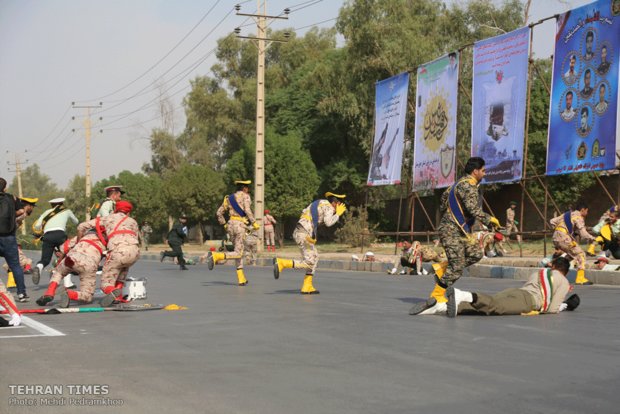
[559,303,568,312]
[9,313,22,326]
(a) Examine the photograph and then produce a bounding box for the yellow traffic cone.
[7,271,16,288]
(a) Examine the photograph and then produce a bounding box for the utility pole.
[72,102,102,220]
[6,152,27,234]
[235,1,290,252]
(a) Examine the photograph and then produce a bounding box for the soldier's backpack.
[0,193,16,235]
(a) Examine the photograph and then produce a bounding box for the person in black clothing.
[160,214,189,270]
[0,177,28,302]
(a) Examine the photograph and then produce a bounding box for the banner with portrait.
[367,72,409,186]
[546,0,620,176]
[412,53,459,191]
[471,27,530,183]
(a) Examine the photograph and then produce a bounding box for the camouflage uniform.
[48,232,105,302]
[79,212,140,292]
[550,211,594,271]
[392,242,443,274]
[438,176,493,286]
[264,213,277,247]
[244,229,259,265]
[505,207,517,235]
[216,190,256,270]
[292,200,341,274]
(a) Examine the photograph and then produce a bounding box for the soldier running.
[387,240,443,275]
[410,157,500,315]
[78,200,140,306]
[505,200,521,242]
[550,202,595,285]
[273,192,347,294]
[207,180,259,286]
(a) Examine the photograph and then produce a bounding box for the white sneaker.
[409,298,447,315]
[446,286,473,318]
[422,268,429,275]
[419,301,447,315]
[399,270,407,275]
[387,267,397,275]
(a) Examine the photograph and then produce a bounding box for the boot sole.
[300,290,319,295]
[446,286,457,318]
[32,268,40,285]
[100,289,121,307]
[575,281,594,285]
[273,258,279,280]
[36,296,54,306]
[409,298,437,315]
[59,289,70,308]
[238,282,248,286]
[207,252,214,271]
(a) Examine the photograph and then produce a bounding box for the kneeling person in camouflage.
[78,200,140,306]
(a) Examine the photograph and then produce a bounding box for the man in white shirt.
[32,198,79,285]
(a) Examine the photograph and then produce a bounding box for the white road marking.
[0,315,65,339]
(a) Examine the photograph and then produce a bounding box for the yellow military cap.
[325,192,346,199]
[19,197,38,205]
[235,180,251,185]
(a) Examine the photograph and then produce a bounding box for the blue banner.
[367,72,409,186]
[471,27,530,183]
[412,53,459,191]
[547,0,620,176]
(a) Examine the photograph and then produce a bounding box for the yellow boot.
[236,268,248,286]
[300,275,319,294]
[273,258,294,280]
[586,242,597,256]
[432,261,448,278]
[207,251,226,270]
[7,271,16,288]
[575,269,593,285]
[429,283,448,303]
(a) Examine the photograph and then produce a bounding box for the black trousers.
[163,242,185,266]
[38,230,67,267]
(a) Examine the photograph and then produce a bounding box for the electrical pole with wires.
[235,1,290,252]
[72,102,102,220]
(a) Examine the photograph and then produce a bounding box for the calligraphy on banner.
[367,72,409,186]
[471,27,530,184]
[412,53,459,191]
[546,0,620,176]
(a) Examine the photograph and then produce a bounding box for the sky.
[0,0,596,191]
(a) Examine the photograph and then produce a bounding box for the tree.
[225,128,320,220]
[162,163,226,243]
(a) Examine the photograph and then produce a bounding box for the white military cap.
[49,197,65,204]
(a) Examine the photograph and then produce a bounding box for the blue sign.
[547,0,620,175]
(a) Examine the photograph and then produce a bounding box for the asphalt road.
[1,258,619,414]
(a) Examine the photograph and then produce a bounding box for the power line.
[24,104,72,152]
[76,0,224,103]
[92,6,235,117]
[294,16,337,31]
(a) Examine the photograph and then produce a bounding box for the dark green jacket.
[167,221,187,245]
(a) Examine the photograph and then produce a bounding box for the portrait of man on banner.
[367,72,409,186]
[546,0,620,176]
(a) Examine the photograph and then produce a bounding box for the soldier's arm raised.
[322,204,340,228]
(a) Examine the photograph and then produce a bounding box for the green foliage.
[162,164,226,225]
[334,206,376,247]
[225,128,320,219]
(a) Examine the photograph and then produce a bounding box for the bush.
[335,206,377,247]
